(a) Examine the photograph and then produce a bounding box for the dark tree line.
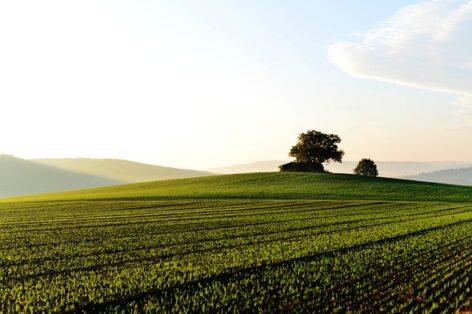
[281,130,378,177]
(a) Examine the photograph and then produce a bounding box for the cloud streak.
[328,0,472,100]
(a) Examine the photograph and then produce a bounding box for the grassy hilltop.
[4,172,472,203]
[2,172,472,312]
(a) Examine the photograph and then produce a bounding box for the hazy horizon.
[2,153,472,173]
[2,0,471,169]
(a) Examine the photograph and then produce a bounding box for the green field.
[5,172,472,203]
[1,173,472,312]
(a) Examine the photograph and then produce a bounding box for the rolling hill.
[34,158,214,183]
[0,155,120,197]
[0,155,215,197]
[403,167,472,186]
[210,160,472,177]
[5,172,472,203]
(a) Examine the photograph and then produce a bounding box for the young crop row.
[1,199,472,312]
[115,222,472,313]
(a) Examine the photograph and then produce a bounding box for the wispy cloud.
[453,96,472,123]
[327,0,472,110]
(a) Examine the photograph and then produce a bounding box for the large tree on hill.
[354,159,379,177]
[289,130,344,171]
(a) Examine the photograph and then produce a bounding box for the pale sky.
[1,0,471,170]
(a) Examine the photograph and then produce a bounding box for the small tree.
[354,159,378,177]
[289,130,344,172]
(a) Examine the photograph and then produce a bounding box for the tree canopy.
[354,159,379,177]
[289,130,344,171]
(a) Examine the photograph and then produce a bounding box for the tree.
[354,159,379,177]
[289,130,344,172]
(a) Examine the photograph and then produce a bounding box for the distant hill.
[0,155,120,197]
[403,167,472,186]
[0,155,215,197]
[210,160,472,177]
[209,161,288,174]
[327,161,472,177]
[35,158,214,183]
[5,172,472,203]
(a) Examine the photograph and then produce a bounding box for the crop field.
[2,187,472,312]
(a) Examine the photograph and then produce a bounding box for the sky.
[1,0,471,170]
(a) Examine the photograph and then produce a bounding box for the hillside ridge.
[35,158,214,183]
[0,155,121,197]
[403,166,472,186]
